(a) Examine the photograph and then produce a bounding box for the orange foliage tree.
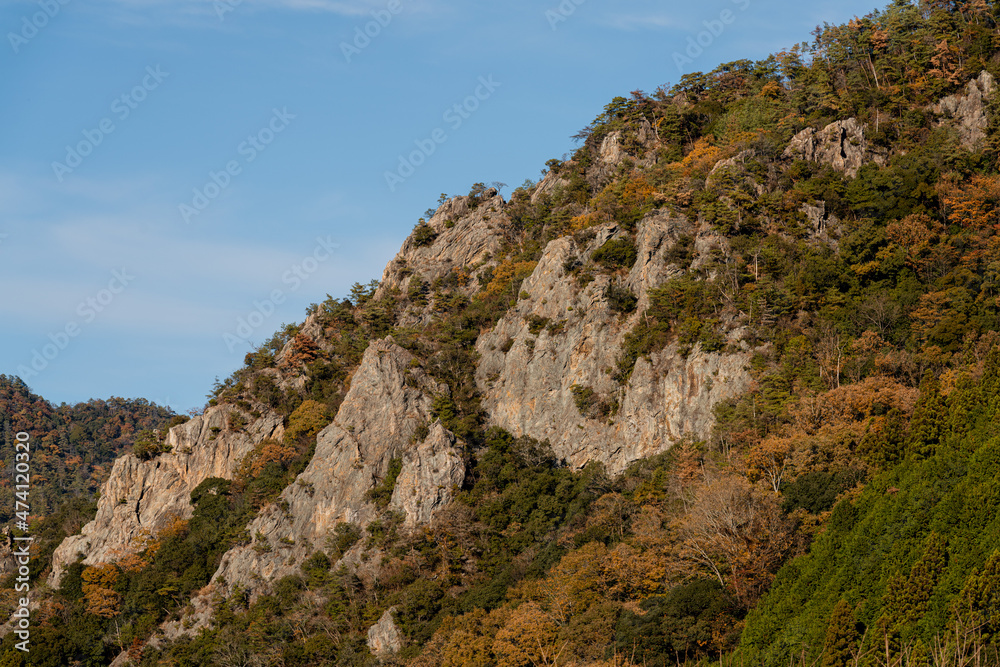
[678,472,796,608]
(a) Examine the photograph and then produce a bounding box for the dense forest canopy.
[0,375,176,523]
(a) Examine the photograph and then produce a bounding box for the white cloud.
[603,13,682,31]
[0,170,377,342]
[95,0,394,17]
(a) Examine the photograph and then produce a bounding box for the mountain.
[6,1,1000,665]
[0,376,177,523]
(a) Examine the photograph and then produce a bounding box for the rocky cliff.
[783,117,887,177]
[377,191,511,326]
[931,70,996,150]
[48,405,284,587]
[149,336,463,640]
[204,337,462,599]
[476,210,752,473]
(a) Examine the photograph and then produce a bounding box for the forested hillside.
[6,1,1000,665]
[0,376,177,522]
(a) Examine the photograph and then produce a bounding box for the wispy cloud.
[95,0,392,16]
[602,12,682,31]
[0,171,370,339]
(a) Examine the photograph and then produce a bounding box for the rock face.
[207,337,463,596]
[801,200,840,249]
[476,211,753,474]
[48,406,283,587]
[531,170,570,204]
[367,607,403,657]
[783,118,885,177]
[377,192,511,325]
[932,70,995,150]
[390,422,465,528]
[589,121,659,188]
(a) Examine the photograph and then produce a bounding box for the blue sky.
[1,0,885,413]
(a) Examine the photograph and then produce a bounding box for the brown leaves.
[282,333,321,368]
[676,472,796,609]
[746,437,792,493]
[515,542,608,626]
[235,439,298,483]
[81,563,121,619]
[939,174,1000,233]
[928,39,964,85]
[493,602,563,667]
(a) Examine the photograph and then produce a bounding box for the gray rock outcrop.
[783,118,885,177]
[48,406,283,587]
[932,70,995,150]
[531,170,571,204]
[476,211,752,474]
[377,192,511,324]
[589,121,659,188]
[367,607,403,657]
[801,200,840,249]
[390,422,465,528]
[206,337,463,597]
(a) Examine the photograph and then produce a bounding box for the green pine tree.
[821,599,859,667]
[953,549,1000,643]
[906,372,946,458]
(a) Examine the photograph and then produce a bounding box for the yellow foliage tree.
[81,563,121,619]
[602,541,668,600]
[482,259,537,299]
[492,602,563,667]
[411,607,508,667]
[284,399,330,443]
[517,542,608,625]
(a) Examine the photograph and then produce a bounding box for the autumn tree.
[745,435,792,493]
[516,542,608,625]
[492,602,563,667]
[939,173,1000,233]
[81,562,124,649]
[284,399,331,444]
[677,471,796,608]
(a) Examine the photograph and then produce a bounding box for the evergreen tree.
[906,372,946,458]
[821,599,859,667]
[953,549,1000,643]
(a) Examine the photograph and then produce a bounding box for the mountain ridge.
[8,2,1000,664]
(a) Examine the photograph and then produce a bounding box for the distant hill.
[0,375,177,523]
